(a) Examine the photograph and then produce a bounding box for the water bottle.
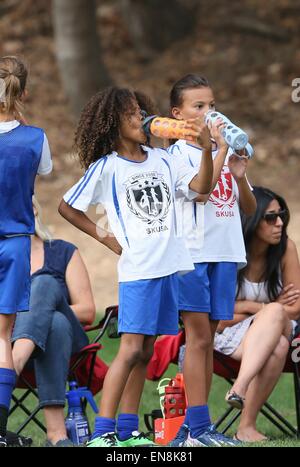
[163,374,186,419]
[205,110,251,153]
[65,381,98,446]
[142,115,199,143]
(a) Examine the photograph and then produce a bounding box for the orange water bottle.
[143,115,200,143]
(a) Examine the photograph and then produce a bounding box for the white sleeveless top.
[237,277,271,303]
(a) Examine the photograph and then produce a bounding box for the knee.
[264,303,286,326]
[121,344,144,367]
[141,343,155,365]
[31,275,61,297]
[50,312,72,342]
[187,333,212,352]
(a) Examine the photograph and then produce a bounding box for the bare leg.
[181,312,212,406]
[12,339,35,376]
[120,335,156,414]
[230,303,291,397]
[99,333,145,418]
[206,320,219,400]
[236,335,289,442]
[0,314,15,369]
[43,406,68,444]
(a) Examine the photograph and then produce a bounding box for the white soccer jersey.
[169,139,247,269]
[0,120,53,175]
[63,146,198,282]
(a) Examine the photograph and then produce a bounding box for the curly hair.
[74,87,156,169]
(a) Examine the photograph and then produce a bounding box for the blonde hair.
[33,196,52,242]
[0,56,28,117]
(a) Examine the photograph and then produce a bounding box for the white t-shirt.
[168,139,247,269]
[0,120,52,175]
[63,146,198,282]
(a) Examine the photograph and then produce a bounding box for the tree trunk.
[120,0,198,57]
[52,0,111,117]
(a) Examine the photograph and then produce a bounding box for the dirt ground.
[1,0,300,310]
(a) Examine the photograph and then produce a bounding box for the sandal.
[233,433,269,443]
[225,390,245,410]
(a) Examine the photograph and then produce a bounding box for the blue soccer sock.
[0,368,16,437]
[187,405,211,438]
[91,416,116,440]
[117,413,139,441]
[183,410,189,427]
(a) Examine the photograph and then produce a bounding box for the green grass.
[8,332,300,447]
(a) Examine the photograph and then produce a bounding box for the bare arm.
[277,239,300,320]
[188,124,213,194]
[236,176,257,216]
[65,250,96,325]
[189,147,213,195]
[193,146,227,203]
[58,200,122,255]
[228,154,256,216]
[192,119,228,203]
[234,299,264,315]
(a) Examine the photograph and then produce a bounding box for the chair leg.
[260,404,297,437]
[293,362,300,438]
[214,406,237,430]
[11,394,46,434]
[9,389,35,415]
[10,374,47,434]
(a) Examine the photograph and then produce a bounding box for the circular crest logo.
[124,172,171,225]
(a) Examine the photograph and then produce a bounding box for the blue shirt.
[0,124,45,236]
[31,240,77,303]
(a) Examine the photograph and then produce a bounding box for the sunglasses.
[263,209,288,225]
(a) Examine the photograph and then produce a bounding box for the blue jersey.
[0,124,44,236]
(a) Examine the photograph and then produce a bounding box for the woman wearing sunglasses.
[214,186,300,442]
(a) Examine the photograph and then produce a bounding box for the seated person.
[11,197,96,447]
[214,186,300,442]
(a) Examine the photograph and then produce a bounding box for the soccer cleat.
[6,431,32,447]
[207,425,241,446]
[0,435,7,447]
[117,431,156,447]
[168,424,189,447]
[184,426,240,447]
[86,432,120,448]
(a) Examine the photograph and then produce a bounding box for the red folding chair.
[9,306,118,435]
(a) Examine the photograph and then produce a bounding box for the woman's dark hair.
[74,87,156,169]
[169,73,210,108]
[237,186,290,301]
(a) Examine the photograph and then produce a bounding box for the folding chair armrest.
[90,306,119,344]
[84,322,102,332]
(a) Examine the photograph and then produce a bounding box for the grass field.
[8,332,300,448]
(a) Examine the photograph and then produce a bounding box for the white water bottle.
[205,110,249,152]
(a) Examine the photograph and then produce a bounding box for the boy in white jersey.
[58,87,213,447]
[168,74,256,447]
